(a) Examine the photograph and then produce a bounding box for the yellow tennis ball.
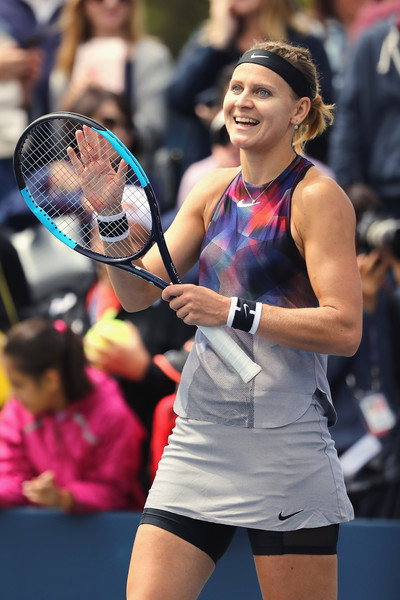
[84,318,132,364]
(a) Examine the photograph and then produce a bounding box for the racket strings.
[19,118,153,259]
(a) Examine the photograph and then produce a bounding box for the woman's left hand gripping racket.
[13,111,262,383]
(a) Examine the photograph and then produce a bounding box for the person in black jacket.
[329,16,400,218]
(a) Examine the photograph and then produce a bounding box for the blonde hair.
[55,0,144,75]
[251,39,335,153]
[257,0,309,41]
[203,0,309,45]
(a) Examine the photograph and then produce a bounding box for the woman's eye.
[231,84,242,93]
[257,88,270,98]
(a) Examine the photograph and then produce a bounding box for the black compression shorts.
[140,508,339,564]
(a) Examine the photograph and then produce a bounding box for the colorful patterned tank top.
[199,154,315,306]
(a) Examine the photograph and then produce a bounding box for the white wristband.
[97,210,129,242]
[97,209,127,222]
[249,302,262,334]
[226,296,238,328]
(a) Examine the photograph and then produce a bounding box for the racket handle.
[199,326,262,383]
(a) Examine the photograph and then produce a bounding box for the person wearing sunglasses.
[49,0,173,171]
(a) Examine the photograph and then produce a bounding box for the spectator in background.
[84,268,195,443]
[0,317,146,512]
[166,0,334,176]
[0,18,42,224]
[0,1,66,229]
[306,0,370,96]
[328,242,400,519]
[328,16,400,218]
[0,0,65,118]
[350,0,400,41]
[50,0,173,172]
[0,229,32,332]
[175,109,240,210]
[175,63,241,211]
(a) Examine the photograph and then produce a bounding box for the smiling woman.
[76,38,363,600]
[224,40,334,162]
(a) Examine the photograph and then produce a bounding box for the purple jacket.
[0,368,146,512]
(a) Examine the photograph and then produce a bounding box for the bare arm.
[107,168,236,312]
[253,175,362,355]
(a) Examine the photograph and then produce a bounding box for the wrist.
[97,210,130,242]
[226,297,262,334]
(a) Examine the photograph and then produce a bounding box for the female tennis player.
[71,39,362,600]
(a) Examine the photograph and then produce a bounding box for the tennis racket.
[13,112,262,383]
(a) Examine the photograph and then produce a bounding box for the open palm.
[67,124,128,215]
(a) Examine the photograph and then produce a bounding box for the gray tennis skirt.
[145,399,354,531]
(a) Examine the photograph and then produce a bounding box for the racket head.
[13,111,164,268]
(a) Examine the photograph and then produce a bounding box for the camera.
[356,211,400,258]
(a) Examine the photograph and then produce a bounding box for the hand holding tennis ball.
[84,318,151,380]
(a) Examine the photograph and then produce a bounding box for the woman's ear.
[290,97,311,127]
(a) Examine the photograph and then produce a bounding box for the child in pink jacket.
[0,317,146,512]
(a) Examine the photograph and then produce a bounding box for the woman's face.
[223,62,301,152]
[3,357,61,417]
[230,0,263,17]
[83,0,132,37]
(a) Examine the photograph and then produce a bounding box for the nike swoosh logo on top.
[237,199,261,207]
[278,510,304,521]
[251,53,270,59]
[243,303,249,318]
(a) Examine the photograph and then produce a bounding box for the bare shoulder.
[180,166,240,225]
[291,166,356,254]
[293,166,356,223]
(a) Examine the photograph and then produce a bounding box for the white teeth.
[235,117,259,125]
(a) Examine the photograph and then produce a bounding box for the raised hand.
[67,124,128,215]
[208,0,239,48]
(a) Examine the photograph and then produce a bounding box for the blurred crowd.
[0,0,400,518]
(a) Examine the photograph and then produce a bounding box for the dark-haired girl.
[0,317,146,513]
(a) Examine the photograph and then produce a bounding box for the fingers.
[162,284,201,324]
[67,145,83,174]
[117,158,128,186]
[67,126,95,171]
[70,125,102,168]
[161,284,183,303]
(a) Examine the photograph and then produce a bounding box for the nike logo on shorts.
[278,509,304,521]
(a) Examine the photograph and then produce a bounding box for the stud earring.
[293,124,299,131]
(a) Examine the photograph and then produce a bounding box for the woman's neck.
[240,146,297,186]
